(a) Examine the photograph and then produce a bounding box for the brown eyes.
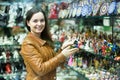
[33,19,45,23]
[40,19,45,22]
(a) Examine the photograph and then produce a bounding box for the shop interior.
[0,0,120,80]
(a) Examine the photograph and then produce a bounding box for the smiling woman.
[20,6,79,80]
[27,11,45,37]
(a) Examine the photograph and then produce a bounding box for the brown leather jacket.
[20,32,66,80]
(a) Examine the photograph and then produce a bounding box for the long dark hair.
[25,6,53,46]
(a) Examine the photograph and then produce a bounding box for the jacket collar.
[28,32,46,46]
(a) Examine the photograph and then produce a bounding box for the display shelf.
[0,71,26,80]
[64,64,89,80]
[77,49,120,63]
[0,44,21,46]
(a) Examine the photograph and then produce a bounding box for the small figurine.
[48,3,58,19]
[5,62,11,73]
[68,55,73,66]
[101,41,107,56]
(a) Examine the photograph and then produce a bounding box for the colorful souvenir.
[72,3,77,18]
[108,1,117,15]
[69,9,73,18]
[101,45,107,56]
[93,0,97,4]
[5,62,11,73]
[93,3,101,16]
[48,3,58,19]
[99,2,109,16]
[68,55,73,66]
[88,4,93,16]
[61,10,65,19]
[76,1,82,17]
[81,4,89,16]
[64,9,69,18]
[58,10,62,18]
[76,6,82,17]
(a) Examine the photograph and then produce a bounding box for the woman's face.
[27,12,45,35]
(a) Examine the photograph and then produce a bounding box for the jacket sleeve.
[20,43,66,76]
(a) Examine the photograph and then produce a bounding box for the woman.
[20,6,79,80]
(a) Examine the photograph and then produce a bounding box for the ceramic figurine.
[108,1,117,15]
[6,50,11,60]
[13,50,20,62]
[84,40,93,52]
[93,3,101,16]
[8,4,17,27]
[48,3,58,19]
[101,41,108,56]
[99,2,109,16]
[59,32,65,43]
[2,51,6,63]
[68,55,73,66]
[5,62,11,73]
[93,58,99,69]
[82,59,88,69]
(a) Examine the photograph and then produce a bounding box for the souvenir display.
[0,0,120,80]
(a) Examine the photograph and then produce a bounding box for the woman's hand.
[61,39,75,50]
[114,56,120,61]
[61,46,79,58]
